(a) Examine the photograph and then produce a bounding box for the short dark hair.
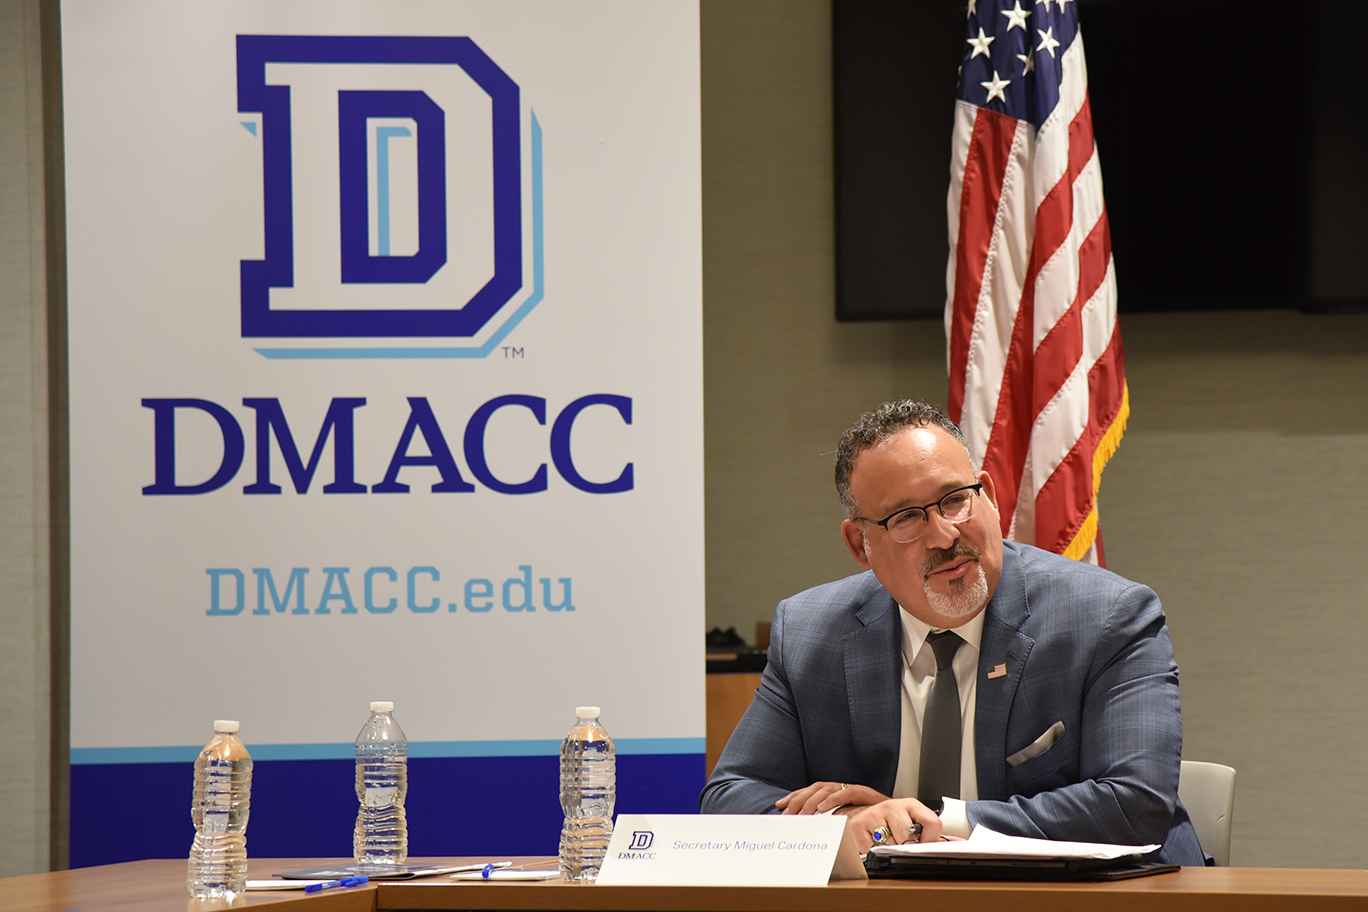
[834,400,973,519]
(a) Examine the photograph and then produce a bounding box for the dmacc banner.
[62,1,703,866]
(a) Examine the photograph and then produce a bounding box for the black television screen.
[834,0,1367,320]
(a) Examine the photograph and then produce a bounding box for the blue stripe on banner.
[70,737,705,765]
[69,752,706,868]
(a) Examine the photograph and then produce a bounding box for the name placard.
[596,814,866,885]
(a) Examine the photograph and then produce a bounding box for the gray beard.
[924,561,989,619]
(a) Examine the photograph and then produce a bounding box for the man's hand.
[774,781,890,815]
[846,798,944,852]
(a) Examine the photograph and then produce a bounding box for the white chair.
[1178,760,1237,866]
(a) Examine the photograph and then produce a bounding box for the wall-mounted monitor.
[834,0,1367,320]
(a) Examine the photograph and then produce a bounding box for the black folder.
[864,849,1180,882]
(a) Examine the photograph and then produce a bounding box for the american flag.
[945,0,1126,564]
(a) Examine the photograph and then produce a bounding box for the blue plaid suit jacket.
[701,542,1206,866]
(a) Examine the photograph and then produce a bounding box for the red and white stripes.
[946,32,1127,563]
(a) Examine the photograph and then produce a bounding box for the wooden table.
[5,858,1368,912]
[0,857,377,912]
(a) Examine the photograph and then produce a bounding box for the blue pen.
[304,875,369,894]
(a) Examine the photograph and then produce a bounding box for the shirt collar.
[898,603,985,662]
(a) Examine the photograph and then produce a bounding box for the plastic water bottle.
[559,706,615,883]
[187,720,253,898]
[354,701,408,867]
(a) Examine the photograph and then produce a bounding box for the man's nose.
[920,508,960,550]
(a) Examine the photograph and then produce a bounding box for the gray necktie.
[918,630,963,814]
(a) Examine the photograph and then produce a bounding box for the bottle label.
[202,810,229,835]
[364,786,398,808]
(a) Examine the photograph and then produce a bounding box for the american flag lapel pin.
[988,663,1007,680]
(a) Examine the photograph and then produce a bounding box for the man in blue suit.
[701,400,1205,865]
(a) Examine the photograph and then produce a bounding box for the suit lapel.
[845,583,902,795]
[975,544,1035,801]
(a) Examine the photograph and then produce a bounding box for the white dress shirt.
[893,606,981,837]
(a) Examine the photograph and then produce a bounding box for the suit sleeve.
[966,581,1184,848]
[699,598,811,814]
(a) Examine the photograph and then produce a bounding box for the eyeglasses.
[857,483,984,544]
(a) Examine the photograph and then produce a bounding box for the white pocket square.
[1006,721,1065,767]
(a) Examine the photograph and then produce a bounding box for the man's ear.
[841,519,872,570]
[978,469,1000,515]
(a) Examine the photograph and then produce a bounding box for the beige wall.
[0,0,54,880]
[1104,311,1368,868]
[4,0,1365,877]
[702,1,1368,869]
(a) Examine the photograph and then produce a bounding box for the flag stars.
[1002,1,1031,31]
[967,27,995,60]
[1017,50,1034,75]
[1037,26,1061,58]
[981,70,1010,103]
[967,0,978,18]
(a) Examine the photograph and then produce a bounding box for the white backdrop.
[62,0,703,862]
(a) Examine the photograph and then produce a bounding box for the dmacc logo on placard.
[236,36,543,359]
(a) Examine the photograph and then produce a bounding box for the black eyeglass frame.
[857,483,984,542]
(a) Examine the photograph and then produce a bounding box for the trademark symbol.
[502,346,525,359]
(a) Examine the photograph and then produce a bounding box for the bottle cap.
[575,706,601,719]
[370,701,394,713]
[213,720,240,733]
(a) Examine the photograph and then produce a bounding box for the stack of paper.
[869,826,1160,860]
